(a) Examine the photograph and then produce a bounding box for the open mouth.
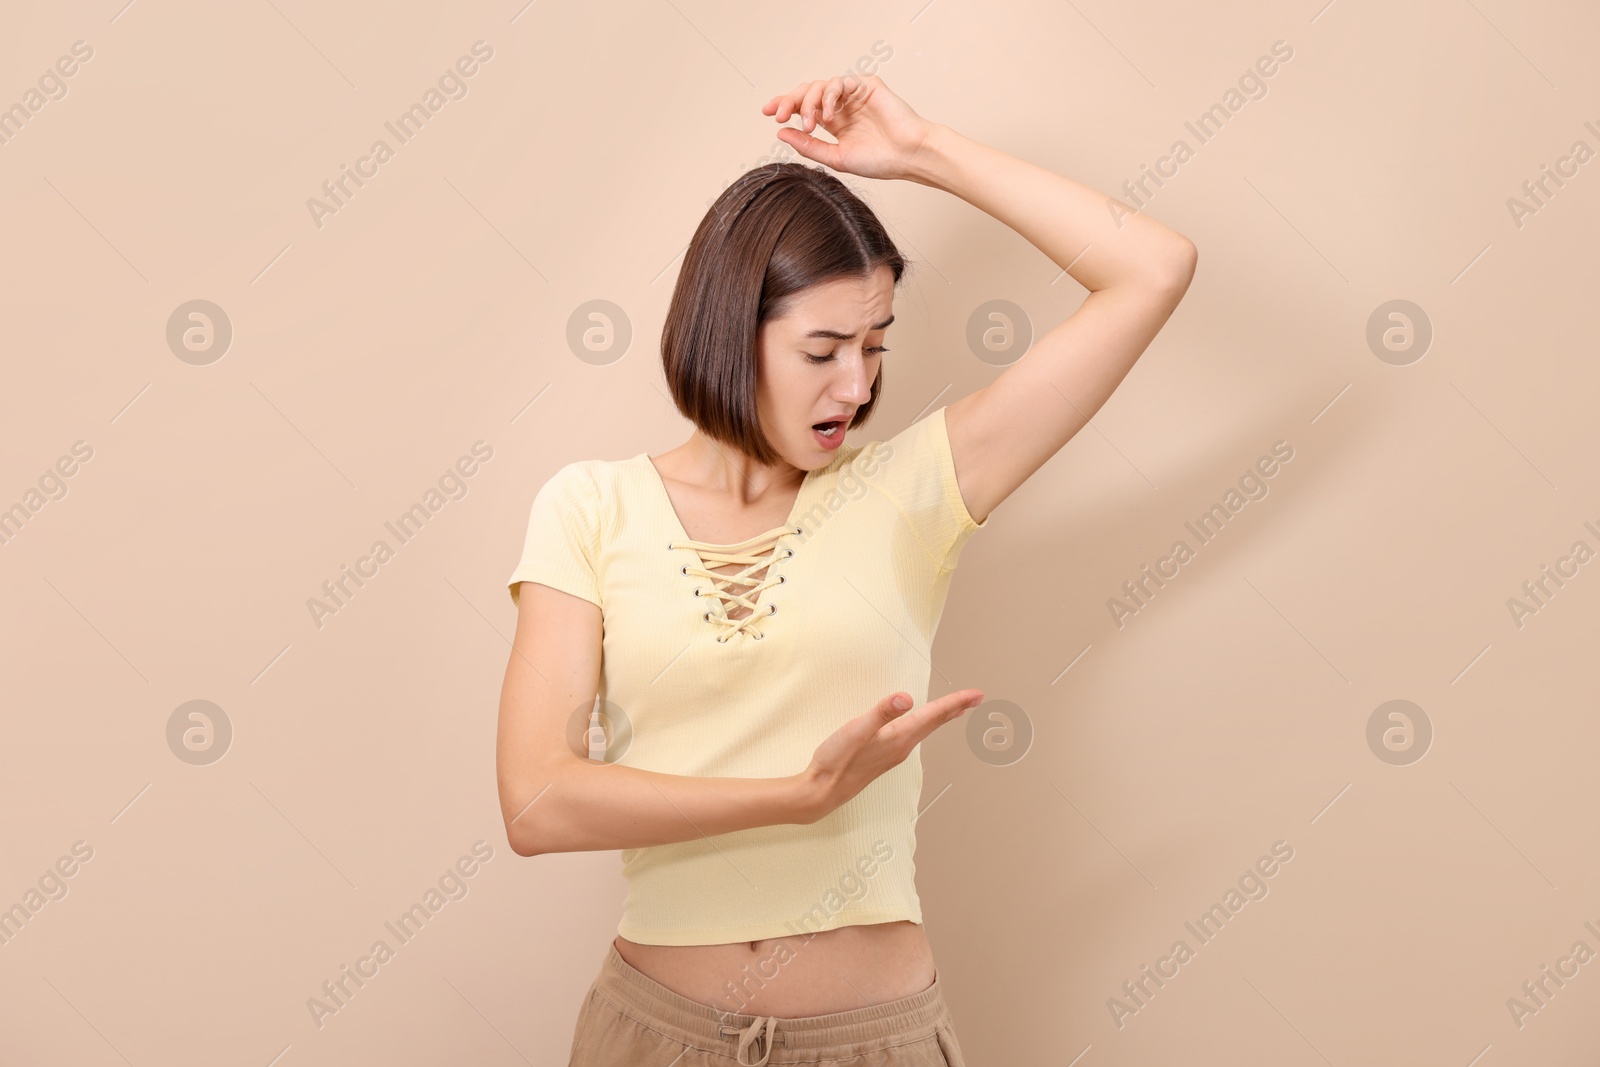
[813,420,845,437]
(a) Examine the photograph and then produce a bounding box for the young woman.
[499,74,1195,1066]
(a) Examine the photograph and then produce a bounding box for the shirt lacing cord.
[671,526,799,643]
[720,1014,783,1065]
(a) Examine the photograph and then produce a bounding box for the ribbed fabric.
[507,406,988,946]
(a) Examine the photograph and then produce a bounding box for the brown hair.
[661,162,907,465]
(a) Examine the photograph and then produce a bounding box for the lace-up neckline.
[641,454,812,644]
[672,526,797,642]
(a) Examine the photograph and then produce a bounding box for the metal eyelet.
[703,611,713,621]
[680,565,688,575]
[767,604,777,615]
[793,526,803,535]
[784,549,794,559]
[776,575,785,585]
[716,637,727,644]
[693,588,702,597]
[752,631,765,641]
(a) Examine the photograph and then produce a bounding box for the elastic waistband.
[594,941,949,1063]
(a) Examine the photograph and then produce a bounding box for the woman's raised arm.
[767,75,1198,526]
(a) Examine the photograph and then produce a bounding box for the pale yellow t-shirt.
[507,405,987,945]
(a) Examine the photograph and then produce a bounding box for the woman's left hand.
[761,74,936,182]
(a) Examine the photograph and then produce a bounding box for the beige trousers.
[567,941,968,1066]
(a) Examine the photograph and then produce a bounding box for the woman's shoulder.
[537,451,640,493]
[841,406,949,478]
[525,454,642,529]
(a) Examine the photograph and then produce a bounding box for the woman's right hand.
[761,74,937,183]
[798,688,985,822]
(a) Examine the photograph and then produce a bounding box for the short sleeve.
[860,405,989,571]
[507,462,603,609]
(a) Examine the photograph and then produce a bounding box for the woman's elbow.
[500,756,582,856]
[1161,236,1198,288]
[505,825,541,857]
[502,791,563,857]
[1141,237,1196,300]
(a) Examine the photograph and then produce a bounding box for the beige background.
[3,0,1598,1063]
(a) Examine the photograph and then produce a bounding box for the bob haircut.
[661,161,908,466]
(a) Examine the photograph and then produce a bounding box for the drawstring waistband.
[589,941,950,1062]
[723,1013,781,1065]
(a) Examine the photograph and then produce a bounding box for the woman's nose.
[837,358,873,402]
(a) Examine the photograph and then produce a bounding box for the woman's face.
[756,264,895,470]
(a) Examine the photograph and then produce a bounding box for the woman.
[498,74,1195,1066]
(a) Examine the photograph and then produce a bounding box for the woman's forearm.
[510,758,819,857]
[905,122,1194,290]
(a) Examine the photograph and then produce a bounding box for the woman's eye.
[805,347,888,365]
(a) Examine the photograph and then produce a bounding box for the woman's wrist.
[784,768,831,825]
[900,121,964,191]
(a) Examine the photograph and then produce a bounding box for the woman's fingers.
[779,81,809,122]
[764,76,859,128]
[786,81,811,121]
[799,80,828,132]
[762,82,808,120]
[822,76,848,123]
[885,689,983,748]
[775,124,841,169]
[876,691,913,721]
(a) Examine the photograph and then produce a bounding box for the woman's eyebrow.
[802,314,895,341]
